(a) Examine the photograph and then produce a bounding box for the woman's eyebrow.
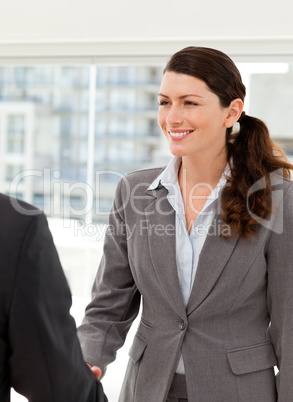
[158,93,204,99]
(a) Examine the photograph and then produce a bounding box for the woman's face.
[157,71,230,161]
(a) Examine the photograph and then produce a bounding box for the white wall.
[1,0,293,41]
[0,0,293,58]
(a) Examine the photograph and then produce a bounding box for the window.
[6,164,24,181]
[3,57,293,402]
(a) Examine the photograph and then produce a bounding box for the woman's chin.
[168,147,188,157]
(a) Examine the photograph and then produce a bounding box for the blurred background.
[1,0,293,400]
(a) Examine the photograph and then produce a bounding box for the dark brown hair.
[164,46,293,238]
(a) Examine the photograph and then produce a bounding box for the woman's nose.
[166,105,183,125]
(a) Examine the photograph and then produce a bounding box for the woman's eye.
[185,101,198,106]
[158,100,169,106]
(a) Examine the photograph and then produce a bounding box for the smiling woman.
[161,47,292,239]
[1,50,293,402]
[77,47,293,402]
[157,72,242,166]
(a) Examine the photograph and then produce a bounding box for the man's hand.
[86,363,102,379]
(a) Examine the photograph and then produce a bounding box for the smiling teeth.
[168,130,193,138]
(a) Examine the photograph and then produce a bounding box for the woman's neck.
[178,152,228,190]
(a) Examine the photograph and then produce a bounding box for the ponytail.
[222,113,293,239]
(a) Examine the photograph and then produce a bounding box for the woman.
[78,47,293,402]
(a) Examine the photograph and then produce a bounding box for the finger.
[91,366,102,379]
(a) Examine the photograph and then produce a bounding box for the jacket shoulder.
[0,193,41,217]
[0,193,43,235]
[281,177,293,210]
[282,177,293,191]
[121,166,165,188]
[271,176,293,203]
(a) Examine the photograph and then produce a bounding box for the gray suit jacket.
[78,167,293,402]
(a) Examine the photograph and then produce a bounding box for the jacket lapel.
[186,214,240,315]
[143,185,240,318]
[144,186,186,318]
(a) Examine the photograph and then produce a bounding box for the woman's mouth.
[168,130,194,139]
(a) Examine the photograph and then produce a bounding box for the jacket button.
[178,320,186,331]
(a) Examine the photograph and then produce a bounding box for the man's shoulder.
[0,193,43,226]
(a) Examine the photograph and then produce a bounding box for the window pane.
[3,59,293,402]
[0,65,92,305]
[93,64,163,224]
[237,62,293,160]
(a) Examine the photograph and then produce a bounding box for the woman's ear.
[225,99,244,128]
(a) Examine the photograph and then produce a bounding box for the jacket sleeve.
[8,212,107,402]
[77,177,141,375]
[266,181,293,401]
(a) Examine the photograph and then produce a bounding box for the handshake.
[87,363,102,380]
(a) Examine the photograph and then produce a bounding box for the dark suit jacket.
[0,193,106,402]
[78,167,293,402]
